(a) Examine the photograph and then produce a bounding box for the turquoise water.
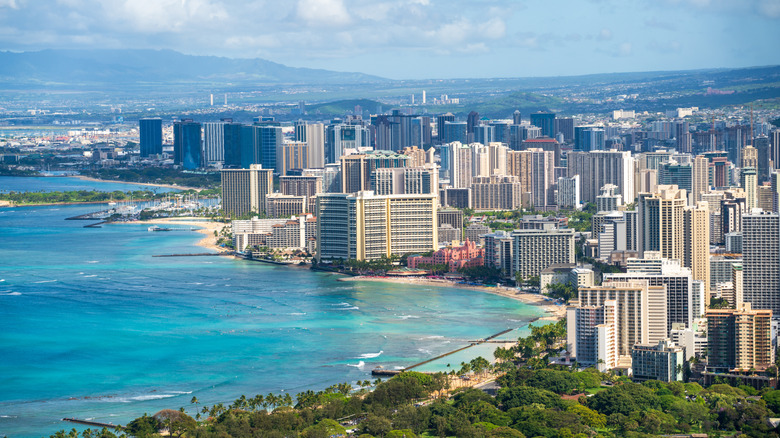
[0,179,544,437]
[0,176,180,194]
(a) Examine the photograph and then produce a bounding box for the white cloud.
[598,28,612,41]
[0,0,18,8]
[757,0,780,17]
[296,0,351,27]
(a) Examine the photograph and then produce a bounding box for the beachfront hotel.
[315,191,438,262]
[221,164,274,216]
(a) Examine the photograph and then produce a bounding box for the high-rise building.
[302,122,325,168]
[448,142,473,189]
[222,121,244,168]
[742,212,780,314]
[575,126,606,151]
[605,255,694,332]
[471,175,523,210]
[596,184,622,212]
[202,121,225,166]
[512,228,575,280]
[442,121,468,144]
[692,155,709,204]
[435,113,456,144]
[567,300,619,371]
[220,164,274,217]
[684,202,710,293]
[567,150,634,204]
[755,135,771,183]
[706,303,773,372]
[277,141,307,176]
[484,230,513,277]
[529,148,555,209]
[530,112,556,138]
[372,167,438,196]
[341,151,410,194]
[741,166,758,210]
[554,117,575,143]
[658,160,692,193]
[280,175,322,214]
[139,118,162,157]
[637,185,687,260]
[557,175,580,209]
[326,123,370,164]
[466,111,480,142]
[173,119,202,170]
[512,110,522,125]
[258,125,282,172]
[316,191,438,261]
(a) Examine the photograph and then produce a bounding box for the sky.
[0,0,778,79]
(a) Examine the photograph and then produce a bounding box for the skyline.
[0,0,778,80]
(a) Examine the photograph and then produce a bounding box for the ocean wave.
[34,279,57,283]
[83,274,97,278]
[334,306,359,311]
[422,335,444,340]
[417,348,432,355]
[288,312,306,316]
[394,366,405,370]
[346,361,366,369]
[356,351,383,359]
[0,415,18,418]
[113,393,182,403]
[398,315,420,320]
[86,261,100,264]
[2,292,21,296]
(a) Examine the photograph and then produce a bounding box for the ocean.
[0,176,545,437]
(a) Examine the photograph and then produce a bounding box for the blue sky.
[0,0,778,79]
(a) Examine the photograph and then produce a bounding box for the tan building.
[692,155,709,204]
[266,193,307,218]
[277,141,307,176]
[280,175,322,213]
[707,302,773,372]
[221,164,273,216]
[507,150,532,196]
[341,151,409,193]
[399,145,432,167]
[684,201,710,293]
[471,175,523,210]
[316,191,437,261]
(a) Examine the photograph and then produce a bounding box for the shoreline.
[339,275,566,321]
[71,174,203,192]
[115,216,230,253]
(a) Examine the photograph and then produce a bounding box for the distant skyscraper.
[222,121,243,168]
[139,118,162,157]
[202,121,225,166]
[637,185,687,260]
[554,117,575,143]
[435,113,456,143]
[513,110,522,125]
[173,119,202,170]
[575,126,605,151]
[466,111,480,141]
[442,121,467,144]
[530,112,556,138]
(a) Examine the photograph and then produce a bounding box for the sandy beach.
[72,175,203,192]
[125,216,230,252]
[340,275,566,320]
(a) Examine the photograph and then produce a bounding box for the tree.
[125,414,162,438]
[360,414,392,437]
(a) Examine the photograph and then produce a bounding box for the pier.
[62,418,123,430]
[372,328,516,376]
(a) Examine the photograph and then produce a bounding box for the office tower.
[706,303,773,372]
[742,145,758,168]
[567,300,618,371]
[637,185,687,260]
[755,135,771,183]
[315,191,437,261]
[573,280,667,359]
[258,125,282,172]
[277,141,307,176]
[305,123,325,168]
[710,255,743,290]
[438,208,464,232]
[471,175,523,210]
[606,255,694,332]
[139,118,162,157]
[554,117,575,143]
[530,112,556,138]
[529,148,555,209]
[721,194,747,238]
[659,160,692,193]
[202,121,225,166]
[466,111,480,142]
[173,119,202,170]
[742,212,780,314]
[772,130,780,172]
[674,121,692,154]
[372,167,438,196]
[448,142,473,189]
[575,126,605,151]
[280,175,322,214]
[758,183,774,212]
[435,113,456,143]
[471,143,490,178]
[442,121,467,144]
[371,111,431,151]
[596,184,622,212]
[740,167,758,209]
[239,125,261,169]
[220,164,274,216]
[692,155,709,204]
[631,339,685,382]
[557,175,580,209]
[222,121,243,168]
[684,202,710,293]
[512,110,522,125]
[325,123,370,164]
[472,125,495,145]
[512,228,575,280]
[341,150,410,194]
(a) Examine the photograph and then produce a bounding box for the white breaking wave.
[346,361,366,369]
[34,280,57,283]
[398,315,420,320]
[2,292,21,296]
[86,261,100,264]
[356,351,383,359]
[83,274,97,278]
